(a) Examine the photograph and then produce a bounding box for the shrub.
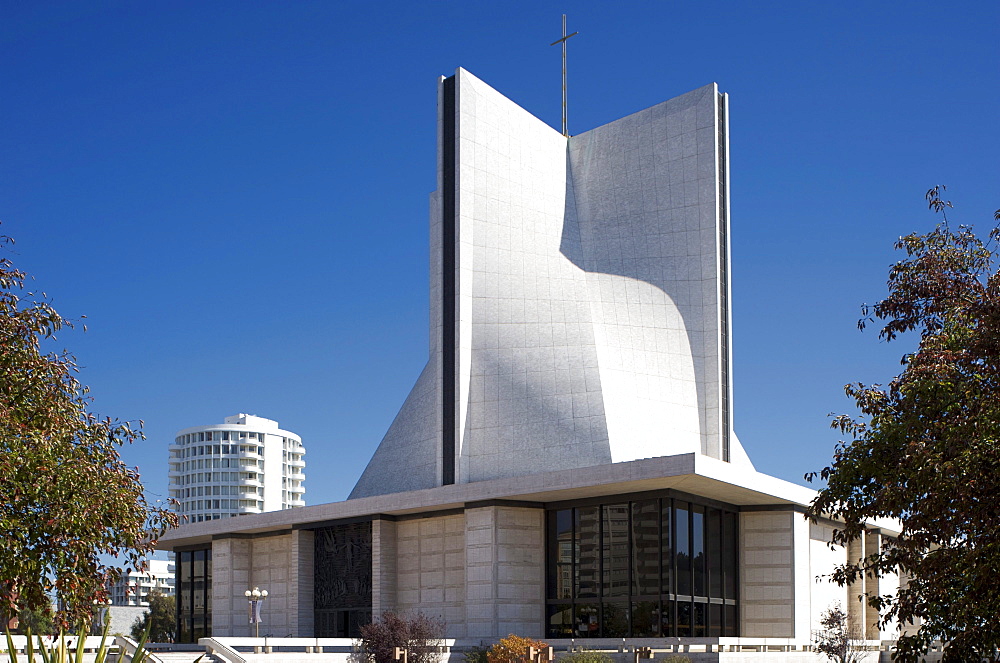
[661,657,691,663]
[356,611,445,663]
[560,651,613,663]
[463,643,489,663]
[487,635,548,663]
[812,603,866,663]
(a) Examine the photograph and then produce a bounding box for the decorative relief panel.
[314,521,373,636]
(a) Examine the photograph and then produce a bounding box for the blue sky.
[2,1,997,508]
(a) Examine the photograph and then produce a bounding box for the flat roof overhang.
[158,453,836,549]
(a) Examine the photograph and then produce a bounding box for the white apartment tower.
[108,558,176,606]
[168,414,305,522]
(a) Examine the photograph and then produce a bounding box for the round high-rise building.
[168,413,305,523]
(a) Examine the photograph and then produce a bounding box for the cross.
[550,14,579,137]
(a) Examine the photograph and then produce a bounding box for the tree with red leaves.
[356,611,444,663]
[807,188,1000,662]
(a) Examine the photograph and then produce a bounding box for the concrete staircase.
[148,649,221,663]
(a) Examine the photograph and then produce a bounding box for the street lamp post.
[244,587,268,638]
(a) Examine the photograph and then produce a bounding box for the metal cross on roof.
[550,14,579,137]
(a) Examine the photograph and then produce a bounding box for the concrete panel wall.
[211,533,299,637]
[395,514,467,637]
[464,505,545,640]
[350,69,753,500]
[568,84,722,462]
[291,529,315,637]
[106,605,146,637]
[210,537,251,636]
[453,69,610,483]
[248,533,295,637]
[740,511,795,637]
[372,519,398,616]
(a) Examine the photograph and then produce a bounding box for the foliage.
[486,635,548,663]
[463,644,489,663]
[356,611,445,663]
[660,657,691,663]
[560,650,613,663]
[812,603,866,663]
[0,232,178,628]
[13,608,53,636]
[130,590,176,642]
[806,188,1000,662]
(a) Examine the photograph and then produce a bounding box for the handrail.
[114,635,166,663]
[199,637,248,663]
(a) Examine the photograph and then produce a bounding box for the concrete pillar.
[372,519,397,616]
[210,539,233,637]
[464,505,544,640]
[740,511,795,637]
[846,532,865,637]
[290,529,315,636]
[863,530,881,640]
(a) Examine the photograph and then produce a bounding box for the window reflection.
[693,601,706,637]
[602,505,629,598]
[631,601,659,637]
[603,602,629,637]
[575,603,600,637]
[546,495,738,638]
[549,509,573,600]
[692,505,705,597]
[176,547,211,643]
[547,604,574,637]
[708,509,723,597]
[577,507,600,598]
[675,502,690,596]
[632,501,659,596]
[677,601,691,637]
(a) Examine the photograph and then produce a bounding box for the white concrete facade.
[168,414,306,522]
[161,453,900,642]
[158,70,903,650]
[350,69,751,501]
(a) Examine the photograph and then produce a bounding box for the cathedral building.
[159,69,900,648]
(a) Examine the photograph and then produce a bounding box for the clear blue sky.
[3,1,997,507]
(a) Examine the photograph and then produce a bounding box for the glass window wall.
[176,547,212,643]
[545,494,738,638]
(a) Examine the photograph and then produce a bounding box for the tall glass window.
[602,504,629,598]
[545,493,738,638]
[577,507,600,599]
[631,500,659,597]
[176,547,212,643]
[548,510,574,600]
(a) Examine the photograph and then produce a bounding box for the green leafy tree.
[807,188,1000,662]
[14,606,55,635]
[0,233,177,628]
[130,590,176,642]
